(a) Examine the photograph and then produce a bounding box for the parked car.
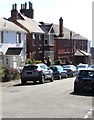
[20,63,54,84]
[74,70,94,93]
[88,64,94,70]
[50,65,68,79]
[62,65,78,77]
[76,63,89,71]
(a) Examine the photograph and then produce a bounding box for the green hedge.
[25,59,42,64]
[0,67,20,82]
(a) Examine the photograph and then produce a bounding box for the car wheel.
[74,86,79,93]
[33,80,37,84]
[39,75,45,84]
[72,73,75,77]
[50,75,54,82]
[58,74,62,80]
[65,74,68,78]
[21,79,26,85]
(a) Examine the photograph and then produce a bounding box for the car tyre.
[72,73,75,77]
[58,74,62,80]
[50,75,54,82]
[39,75,45,84]
[33,80,37,84]
[65,74,68,78]
[21,79,26,85]
[74,86,79,93]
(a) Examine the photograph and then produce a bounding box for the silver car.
[20,63,54,84]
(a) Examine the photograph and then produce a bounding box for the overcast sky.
[0,0,93,40]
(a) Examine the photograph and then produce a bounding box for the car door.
[39,64,51,78]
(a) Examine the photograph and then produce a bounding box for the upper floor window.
[32,34,35,39]
[0,31,4,43]
[32,34,36,46]
[39,34,43,46]
[44,35,48,45]
[16,32,21,43]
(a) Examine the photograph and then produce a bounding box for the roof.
[5,47,23,55]
[17,14,44,34]
[74,49,91,56]
[39,22,88,40]
[0,17,26,33]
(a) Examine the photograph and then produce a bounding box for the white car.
[62,65,78,77]
[76,64,89,71]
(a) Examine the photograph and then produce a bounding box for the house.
[8,2,90,65]
[0,17,26,68]
[39,17,90,65]
[9,2,44,61]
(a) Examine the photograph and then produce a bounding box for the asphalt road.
[1,77,94,119]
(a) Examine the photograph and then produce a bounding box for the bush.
[0,67,20,82]
[1,67,12,82]
[25,59,42,64]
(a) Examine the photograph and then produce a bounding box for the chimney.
[25,2,27,9]
[29,2,32,9]
[59,17,64,37]
[11,3,18,22]
[20,2,34,19]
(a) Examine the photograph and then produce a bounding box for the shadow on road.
[13,81,50,87]
[70,91,94,97]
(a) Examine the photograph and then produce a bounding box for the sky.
[0,0,93,40]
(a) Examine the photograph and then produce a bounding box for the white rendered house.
[0,17,27,68]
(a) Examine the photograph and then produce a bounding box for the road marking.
[83,108,93,119]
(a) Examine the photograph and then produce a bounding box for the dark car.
[62,65,78,77]
[20,63,54,84]
[50,65,68,79]
[74,70,94,93]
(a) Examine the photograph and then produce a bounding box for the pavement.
[1,79,21,88]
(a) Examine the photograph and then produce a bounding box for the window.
[32,34,35,39]
[32,34,36,45]
[44,35,48,45]
[45,40,48,45]
[1,31,4,43]
[39,35,41,40]
[16,32,21,43]
[39,34,43,46]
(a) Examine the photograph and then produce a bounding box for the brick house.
[9,2,90,65]
[9,2,44,61]
[40,17,90,65]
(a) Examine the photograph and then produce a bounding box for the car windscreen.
[63,66,70,69]
[77,65,87,68]
[56,66,63,71]
[79,70,94,77]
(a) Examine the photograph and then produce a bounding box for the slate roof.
[74,49,91,56]
[0,17,26,33]
[17,14,44,34]
[39,22,88,40]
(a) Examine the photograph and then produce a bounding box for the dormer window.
[16,32,21,43]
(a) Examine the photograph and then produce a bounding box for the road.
[1,77,94,119]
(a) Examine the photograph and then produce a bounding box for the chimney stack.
[59,17,64,37]
[20,2,34,19]
[11,3,18,22]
